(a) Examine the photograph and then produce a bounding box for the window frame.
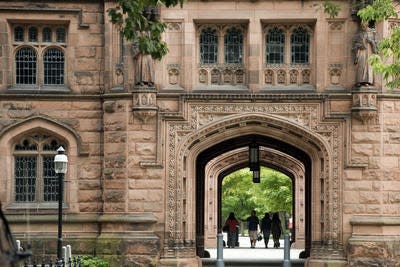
[196,23,247,87]
[10,133,68,209]
[11,24,68,91]
[263,23,314,88]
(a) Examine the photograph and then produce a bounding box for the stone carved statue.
[132,40,155,87]
[352,22,377,86]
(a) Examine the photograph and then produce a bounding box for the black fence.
[23,257,81,267]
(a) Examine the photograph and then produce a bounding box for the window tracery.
[264,24,313,88]
[197,24,246,87]
[13,133,67,203]
[12,24,67,89]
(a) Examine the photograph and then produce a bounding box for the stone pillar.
[351,85,378,124]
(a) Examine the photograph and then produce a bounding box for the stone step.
[202,259,306,267]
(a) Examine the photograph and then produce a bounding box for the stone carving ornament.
[161,102,344,259]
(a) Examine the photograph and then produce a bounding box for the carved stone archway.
[203,147,306,248]
[161,102,345,264]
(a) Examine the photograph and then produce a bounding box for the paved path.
[205,234,304,260]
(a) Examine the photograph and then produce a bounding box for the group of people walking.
[224,210,283,249]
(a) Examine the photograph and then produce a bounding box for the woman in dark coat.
[270,213,283,248]
[260,212,272,248]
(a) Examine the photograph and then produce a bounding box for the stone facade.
[0,0,400,266]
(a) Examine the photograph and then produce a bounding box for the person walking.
[260,212,272,248]
[271,212,283,248]
[246,210,259,248]
[224,212,240,248]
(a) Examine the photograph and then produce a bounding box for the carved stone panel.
[161,101,344,259]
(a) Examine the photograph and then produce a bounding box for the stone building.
[0,0,399,266]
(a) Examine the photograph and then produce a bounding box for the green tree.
[222,167,292,223]
[108,0,184,60]
[357,0,400,89]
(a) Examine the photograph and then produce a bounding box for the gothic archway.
[196,134,312,256]
[163,108,344,261]
[202,147,305,249]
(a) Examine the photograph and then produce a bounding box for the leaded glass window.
[44,48,65,85]
[12,24,67,88]
[13,134,66,203]
[43,27,52,42]
[224,28,243,64]
[28,27,38,42]
[200,28,218,64]
[15,156,37,202]
[15,47,37,85]
[266,27,285,64]
[14,26,24,42]
[291,27,309,64]
[56,27,66,43]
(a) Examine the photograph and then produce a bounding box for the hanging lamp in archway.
[249,143,260,183]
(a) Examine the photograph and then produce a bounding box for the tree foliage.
[221,167,292,223]
[323,1,341,18]
[357,0,400,89]
[108,0,184,60]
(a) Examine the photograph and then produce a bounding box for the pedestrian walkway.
[205,234,304,260]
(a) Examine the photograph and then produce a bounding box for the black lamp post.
[54,146,68,265]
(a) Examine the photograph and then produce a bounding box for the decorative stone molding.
[328,64,343,87]
[264,64,311,87]
[131,87,158,124]
[351,85,378,124]
[327,20,345,31]
[198,64,245,86]
[166,22,182,32]
[0,7,89,28]
[161,101,345,259]
[167,64,182,88]
[114,63,124,89]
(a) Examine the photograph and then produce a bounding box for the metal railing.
[23,257,81,267]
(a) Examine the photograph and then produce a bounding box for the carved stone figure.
[132,40,154,87]
[352,22,377,86]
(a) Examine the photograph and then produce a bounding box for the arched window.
[266,27,285,64]
[224,27,243,64]
[12,24,68,88]
[28,27,38,42]
[43,27,52,42]
[14,26,24,42]
[200,28,218,64]
[56,27,66,43]
[291,27,309,64]
[14,134,67,203]
[44,48,65,85]
[15,47,37,85]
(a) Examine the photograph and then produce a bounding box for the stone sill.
[350,216,400,236]
[6,212,158,224]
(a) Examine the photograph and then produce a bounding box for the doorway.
[195,134,312,257]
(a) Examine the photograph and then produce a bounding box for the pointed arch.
[0,115,85,208]
[163,111,343,258]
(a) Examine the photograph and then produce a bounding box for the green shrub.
[80,256,109,267]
